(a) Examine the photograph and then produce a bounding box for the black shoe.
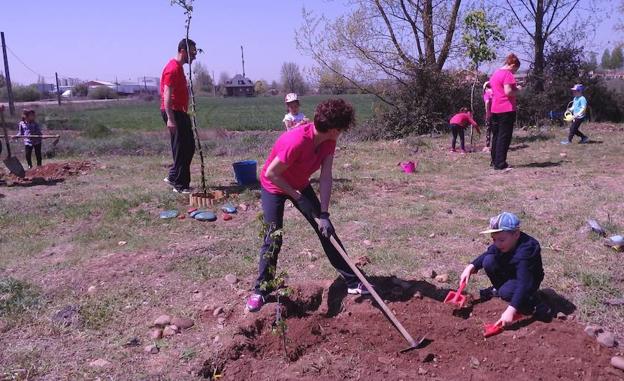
[479,286,498,301]
[532,303,553,322]
[579,136,589,144]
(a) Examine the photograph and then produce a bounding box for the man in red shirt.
[161,39,197,193]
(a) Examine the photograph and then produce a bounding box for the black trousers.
[254,185,358,296]
[450,124,465,150]
[482,254,543,314]
[161,111,195,189]
[568,117,587,142]
[25,143,42,167]
[490,111,516,169]
[485,116,492,147]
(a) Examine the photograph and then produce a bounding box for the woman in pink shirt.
[489,54,521,170]
[448,107,480,154]
[246,98,367,312]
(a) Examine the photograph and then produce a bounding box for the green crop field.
[40,94,377,132]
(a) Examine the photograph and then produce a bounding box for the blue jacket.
[471,232,544,310]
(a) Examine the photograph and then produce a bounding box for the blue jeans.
[482,254,542,314]
[254,185,358,296]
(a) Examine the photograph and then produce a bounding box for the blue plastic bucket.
[232,160,258,186]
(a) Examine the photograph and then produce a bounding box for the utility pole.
[144,76,147,91]
[1,32,15,116]
[241,45,245,78]
[55,72,61,105]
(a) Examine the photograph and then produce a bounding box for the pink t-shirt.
[260,123,336,194]
[489,69,517,113]
[449,112,478,128]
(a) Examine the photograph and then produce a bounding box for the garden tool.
[483,313,526,338]
[11,134,61,147]
[0,106,25,178]
[316,218,427,353]
[444,280,467,308]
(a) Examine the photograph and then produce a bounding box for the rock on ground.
[149,328,163,340]
[435,274,449,283]
[421,268,437,279]
[225,274,238,284]
[171,317,194,330]
[611,356,624,370]
[163,325,179,337]
[144,344,159,354]
[89,359,111,368]
[153,315,171,327]
[597,331,617,348]
[584,325,603,338]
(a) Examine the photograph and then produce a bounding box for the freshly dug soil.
[203,278,620,380]
[0,161,92,186]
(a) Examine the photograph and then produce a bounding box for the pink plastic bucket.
[399,161,417,173]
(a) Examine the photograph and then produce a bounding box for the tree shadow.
[211,182,261,194]
[513,134,552,143]
[584,140,603,144]
[309,178,352,185]
[6,177,65,187]
[509,143,529,151]
[326,276,448,318]
[516,161,562,168]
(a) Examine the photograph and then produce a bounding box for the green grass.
[40,94,376,132]
[0,277,40,318]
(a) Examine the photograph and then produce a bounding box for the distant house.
[224,74,255,97]
[86,80,116,90]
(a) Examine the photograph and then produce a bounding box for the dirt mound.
[202,278,619,380]
[0,161,92,186]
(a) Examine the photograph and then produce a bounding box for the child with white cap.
[459,212,551,325]
[282,93,309,130]
[561,84,589,144]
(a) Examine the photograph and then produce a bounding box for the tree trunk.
[533,0,545,92]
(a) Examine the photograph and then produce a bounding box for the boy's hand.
[318,214,334,238]
[460,264,475,285]
[496,305,517,327]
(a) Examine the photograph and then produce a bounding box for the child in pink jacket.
[449,107,480,154]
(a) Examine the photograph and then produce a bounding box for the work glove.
[295,194,316,218]
[318,212,335,238]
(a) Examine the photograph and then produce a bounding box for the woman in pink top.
[448,107,480,154]
[246,98,367,313]
[489,53,521,170]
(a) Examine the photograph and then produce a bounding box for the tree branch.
[435,0,461,70]
[374,0,414,68]
[505,0,536,39]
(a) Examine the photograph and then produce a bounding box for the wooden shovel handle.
[315,218,418,347]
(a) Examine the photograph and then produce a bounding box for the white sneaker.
[173,188,192,194]
[163,177,172,185]
[347,282,371,295]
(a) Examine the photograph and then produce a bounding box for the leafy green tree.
[611,45,624,69]
[462,10,504,113]
[254,80,268,95]
[193,62,213,93]
[601,48,611,69]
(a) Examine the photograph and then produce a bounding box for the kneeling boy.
[460,212,550,326]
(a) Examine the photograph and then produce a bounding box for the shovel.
[11,134,61,146]
[316,218,427,353]
[0,106,26,178]
[444,280,467,308]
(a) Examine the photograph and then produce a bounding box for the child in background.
[16,109,43,168]
[282,93,309,130]
[449,107,480,154]
[482,82,493,152]
[561,84,589,144]
[459,212,551,326]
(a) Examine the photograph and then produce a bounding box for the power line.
[6,44,51,79]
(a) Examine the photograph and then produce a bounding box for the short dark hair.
[178,38,196,53]
[314,98,355,132]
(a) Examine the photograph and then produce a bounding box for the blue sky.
[1,1,620,85]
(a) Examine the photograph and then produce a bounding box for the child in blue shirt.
[460,212,551,326]
[562,84,589,144]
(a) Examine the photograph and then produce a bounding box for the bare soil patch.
[0,160,92,186]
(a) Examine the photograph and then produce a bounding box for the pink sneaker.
[246,294,265,312]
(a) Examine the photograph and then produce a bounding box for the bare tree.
[500,0,600,92]
[296,0,465,105]
[280,62,307,94]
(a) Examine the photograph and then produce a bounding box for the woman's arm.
[503,84,517,97]
[318,154,334,213]
[265,156,301,199]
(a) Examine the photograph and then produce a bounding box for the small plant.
[257,214,293,361]
[0,277,40,317]
[180,347,197,362]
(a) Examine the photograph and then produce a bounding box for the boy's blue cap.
[571,84,584,92]
[480,212,520,234]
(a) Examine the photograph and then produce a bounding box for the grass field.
[34,94,377,133]
[1,98,624,378]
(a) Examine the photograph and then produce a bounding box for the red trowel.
[444,280,467,308]
[483,313,526,338]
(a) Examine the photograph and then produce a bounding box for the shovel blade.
[483,323,504,338]
[443,290,466,308]
[4,156,25,178]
